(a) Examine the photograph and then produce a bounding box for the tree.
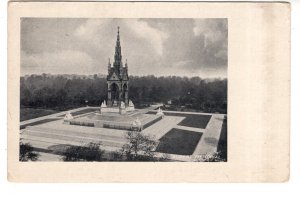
[120,131,158,161]
[19,142,39,161]
[62,142,104,161]
[20,74,227,113]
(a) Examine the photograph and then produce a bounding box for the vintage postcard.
[8,1,290,182]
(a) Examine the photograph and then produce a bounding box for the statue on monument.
[64,111,74,121]
[156,107,165,118]
[120,101,125,108]
[132,117,142,131]
[101,100,107,108]
[129,100,134,107]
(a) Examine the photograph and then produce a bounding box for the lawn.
[155,128,202,155]
[146,111,211,129]
[20,107,61,121]
[177,114,211,129]
[217,116,227,161]
[20,118,61,129]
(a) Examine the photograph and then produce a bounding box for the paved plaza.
[20,106,226,161]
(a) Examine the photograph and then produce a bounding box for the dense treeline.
[20,74,227,113]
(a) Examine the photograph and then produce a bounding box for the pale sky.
[21,18,227,78]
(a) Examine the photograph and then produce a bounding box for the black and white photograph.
[19,18,228,162]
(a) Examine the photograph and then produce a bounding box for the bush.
[19,142,39,161]
[120,131,158,161]
[62,142,103,161]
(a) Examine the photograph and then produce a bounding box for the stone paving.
[21,119,128,151]
[20,106,226,161]
[141,116,185,139]
[37,152,62,161]
[173,125,205,133]
[192,114,225,155]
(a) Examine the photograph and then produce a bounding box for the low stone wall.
[103,115,163,131]
[69,120,94,127]
[103,122,132,131]
[143,115,163,129]
[67,112,163,131]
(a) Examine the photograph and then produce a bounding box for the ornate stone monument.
[101,27,135,114]
[107,26,129,108]
[63,27,163,132]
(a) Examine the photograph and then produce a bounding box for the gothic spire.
[117,26,120,40]
[114,26,122,69]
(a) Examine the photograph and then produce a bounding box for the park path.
[37,152,62,161]
[192,114,225,155]
[148,109,225,116]
[141,116,184,140]
[137,104,163,114]
[173,125,205,133]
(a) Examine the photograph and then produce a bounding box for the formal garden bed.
[217,116,227,161]
[155,128,202,155]
[147,111,211,129]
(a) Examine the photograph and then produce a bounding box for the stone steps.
[30,123,128,138]
[22,133,125,148]
[23,129,126,144]
[25,126,126,141]
[22,127,127,149]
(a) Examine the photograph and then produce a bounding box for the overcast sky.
[21,18,227,78]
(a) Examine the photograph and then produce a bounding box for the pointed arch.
[123,83,128,91]
[110,83,119,104]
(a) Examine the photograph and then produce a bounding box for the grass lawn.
[217,117,227,161]
[177,114,211,129]
[155,128,202,155]
[20,107,61,121]
[147,111,211,129]
[20,118,61,129]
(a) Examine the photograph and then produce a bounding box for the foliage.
[20,74,227,113]
[62,142,103,161]
[20,108,60,121]
[19,142,39,161]
[120,131,158,161]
